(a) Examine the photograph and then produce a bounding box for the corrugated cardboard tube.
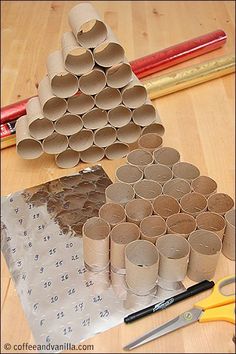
[106,61,132,88]
[80,145,105,163]
[156,234,190,282]
[115,165,143,185]
[191,175,217,198]
[153,195,180,220]
[93,125,116,147]
[134,179,162,202]
[55,148,80,168]
[68,129,93,152]
[207,192,234,215]
[16,115,43,159]
[187,230,222,281]
[117,122,142,143]
[38,76,67,121]
[61,31,94,75]
[222,208,235,260]
[26,97,54,140]
[85,267,110,294]
[108,105,132,128]
[54,113,83,136]
[180,192,207,217]
[105,141,130,159]
[166,213,196,238]
[132,103,156,127]
[67,93,95,115]
[144,164,173,185]
[138,133,163,152]
[125,199,153,226]
[95,87,122,110]
[196,211,226,239]
[125,239,159,295]
[140,215,166,243]
[82,108,108,129]
[78,67,106,95]
[68,3,107,48]
[46,50,79,98]
[82,217,111,272]
[172,161,200,182]
[153,147,180,168]
[141,111,165,136]
[162,178,191,201]
[43,132,68,154]
[127,149,153,171]
[99,202,126,228]
[105,182,135,206]
[110,222,140,273]
[122,74,147,108]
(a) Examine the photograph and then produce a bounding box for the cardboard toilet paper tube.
[16,115,43,159]
[68,129,93,152]
[105,141,130,160]
[108,105,132,128]
[82,217,111,271]
[172,162,200,182]
[94,125,117,147]
[125,240,159,295]
[38,76,67,121]
[125,198,153,226]
[141,110,165,137]
[156,234,190,281]
[187,230,222,281]
[55,148,80,168]
[61,31,94,75]
[106,61,133,88]
[144,164,173,185]
[95,87,122,110]
[43,132,68,154]
[117,122,142,143]
[132,102,157,127]
[80,145,105,163]
[127,149,153,171]
[82,108,108,129]
[110,222,140,273]
[54,113,83,136]
[140,215,166,243]
[138,133,163,153]
[166,212,196,238]
[111,271,127,300]
[78,67,106,95]
[153,147,180,168]
[99,202,126,228]
[207,193,234,215]
[115,165,143,185]
[121,74,147,109]
[26,97,54,140]
[153,195,180,220]
[46,50,79,98]
[68,3,107,48]
[196,211,226,239]
[105,182,135,206]
[85,267,110,294]
[180,192,207,217]
[134,179,162,202]
[163,178,191,201]
[222,208,235,260]
[191,175,217,198]
[67,93,95,115]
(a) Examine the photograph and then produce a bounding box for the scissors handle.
[199,302,235,324]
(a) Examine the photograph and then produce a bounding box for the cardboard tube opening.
[115,165,143,185]
[172,162,200,182]
[105,182,135,206]
[79,68,106,95]
[105,142,129,159]
[117,122,141,143]
[180,192,207,217]
[94,125,116,147]
[196,212,226,239]
[166,213,196,238]
[162,178,191,201]
[138,133,163,152]
[153,147,180,168]
[108,105,132,128]
[68,129,93,152]
[134,179,162,201]
[142,121,165,137]
[55,148,80,168]
[94,33,125,67]
[43,132,68,154]
[95,87,122,110]
[67,93,95,115]
[127,149,153,170]
[153,195,180,220]
[222,209,235,260]
[191,175,217,198]
[80,145,105,163]
[144,164,173,185]
[99,202,126,227]
[125,199,153,225]
[140,215,166,243]
[207,193,234,215]
[132,104,156,127]
[106,62,132,88]
[54,114,83,136]
[122,84,147,109]
[82,108,108,129]
[187,230,222,281]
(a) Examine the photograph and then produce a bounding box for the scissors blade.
[123,307,202,351]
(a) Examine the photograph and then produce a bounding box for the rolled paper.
[82,217,110,272]
[106,61,133,88]
[126,149,153,171]
[125,239,159,295]
[108,105,132,128]
[16,115,43,159]
[115,165,143,185]
[166,212,196,238]
[78,67,106,95]
[144,164,173,185]
[222,209,235,260]
[132,102,156,127]
[125,199,153,226]
[207,192,234,215]
[68,129,93,152]
[67,93,95,115]
[140,215,166,243]
[43,132,68,154]
[99,202,126,228]
[138,133,163,153]
[134,179,162,202]
[105,141,129,160]
[163,178,191,201]
[54,113,83,136]
[191,175,217,198]
[153,195,180,220]
[121,74,147,109]
[82,108,108,129]
[153,147,180,168]
[180,192,207,217]
[68,3,107,48]
[93,125,116,147]
[110,222,140,273]
[38,76,67,121]
[196,211,226,239]
[46,50,79,98]
[80,145,105,163]
[142,119,165,137]
[26,97,54,140]
[105,182,135,206]
[172,162,200,183]
[55,148,80,168]
[95,87,122,110]
[156,234,190,282]
[117,122,141,144]
[187,230,222,281]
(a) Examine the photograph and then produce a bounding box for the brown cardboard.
[67,93,95,115]
[94,125,117,147]
[138,133,163,153]
[180,192,207,217]
[55,148,80,168]
[78,67,106,95]
[207,193,234,215]
[125,199,153,226]
[68,129,93,152]
[121,74,147,109]
[105,182,135,206]
[134,179,162,202]
[99,202,126,228]
[141,110,165,136]
[153,195,180,220]
[172,162,200,182]
[196,211,226,239]
[108,105,132,128]
[153,147,180,168]
[95,87,122,110]
[222,208,235,260]
[85,267,110,294]
[162,178,191,201]
[126,149,153,171]
[106,61,132,88]
[144,164,173,185]
[115,165,143,185]
[140,215,166,243]
[111,271,127,300]
[105,142,130,159]
[132,102,156,127]
[80,145,105,163]
[82,108,108,129]
[191,175,217,198]
[166,213,196,238]
[54,113,83,136]
[117,122,142,143]
[43,132,69,154]
[123,287,157,309]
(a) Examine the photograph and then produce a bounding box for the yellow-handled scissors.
[124,275,235,351]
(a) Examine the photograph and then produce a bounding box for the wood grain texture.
[1,1,235,353]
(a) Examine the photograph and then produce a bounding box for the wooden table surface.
[1,1,235,353]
